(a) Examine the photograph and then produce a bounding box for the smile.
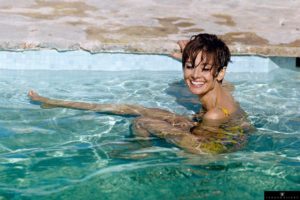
[191,80,204,87]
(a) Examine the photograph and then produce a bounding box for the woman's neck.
[199,82,223,111]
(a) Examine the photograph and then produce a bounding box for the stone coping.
[1,42,299,57]
[0,0,299,57]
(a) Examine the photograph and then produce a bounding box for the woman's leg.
[28,91,194,121]
[132,117,152,137]
[132,117,205,154]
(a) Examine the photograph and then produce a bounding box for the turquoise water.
[0,68,299,199]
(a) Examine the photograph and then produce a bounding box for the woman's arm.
[170,40,189,60]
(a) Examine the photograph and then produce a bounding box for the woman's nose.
[192,67,202,78]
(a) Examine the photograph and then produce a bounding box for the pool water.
[0,68,299,199]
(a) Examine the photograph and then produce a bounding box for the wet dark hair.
[182,33,231,75]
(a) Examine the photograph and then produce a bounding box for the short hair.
[182,33,231,75]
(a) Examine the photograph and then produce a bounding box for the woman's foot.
[28,90,42,101]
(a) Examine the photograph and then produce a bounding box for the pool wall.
[0,51,296,72]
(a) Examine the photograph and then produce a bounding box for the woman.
[29,33,251,154]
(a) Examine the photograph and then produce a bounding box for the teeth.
[191,81,204,85]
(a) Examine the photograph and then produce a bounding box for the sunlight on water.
[0,68,299,200]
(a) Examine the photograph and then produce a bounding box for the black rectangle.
[296,57,300,67]
[265,191,300,200]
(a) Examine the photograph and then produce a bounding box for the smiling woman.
[28,33,252,154]
[182,34,237,122]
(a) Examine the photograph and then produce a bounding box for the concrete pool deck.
[0,0,299,57]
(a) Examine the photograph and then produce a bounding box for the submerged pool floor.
[0,68,299,199]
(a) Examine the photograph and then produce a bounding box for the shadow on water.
[165,79,201,112]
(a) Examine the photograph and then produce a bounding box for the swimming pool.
[0,53,299,199]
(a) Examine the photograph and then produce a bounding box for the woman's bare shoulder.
[203,108,227,121]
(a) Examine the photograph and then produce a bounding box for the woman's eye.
[203,65,212,71]
[185,64,193,69]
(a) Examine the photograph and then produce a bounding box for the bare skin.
[183,50,239,122]
[28,90,209,153]
[28,79,248,154]
[171,40,189,61]
[171,40,235,93]
[27,39,250,154]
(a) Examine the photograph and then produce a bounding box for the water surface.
[0,68,299,199]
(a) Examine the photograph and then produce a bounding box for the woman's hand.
[170,40,189,60]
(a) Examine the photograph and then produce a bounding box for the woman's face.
[183,51,217,96]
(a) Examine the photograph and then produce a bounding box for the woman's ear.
[217,67,227,82]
